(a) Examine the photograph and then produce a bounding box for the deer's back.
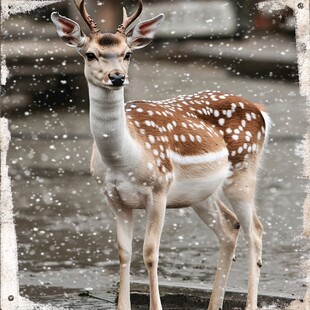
[126,90,267,173]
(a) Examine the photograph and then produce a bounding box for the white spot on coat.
[148,135,155,144]
[218,118,225,126]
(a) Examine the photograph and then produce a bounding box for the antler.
[73,0,100,33]
[117,0,143,34]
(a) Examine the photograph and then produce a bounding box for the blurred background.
[2,0,308,308]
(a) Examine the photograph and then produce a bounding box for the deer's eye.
[124,52,132,61]
[86,53,97,61]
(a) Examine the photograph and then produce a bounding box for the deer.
[51,1,271,309]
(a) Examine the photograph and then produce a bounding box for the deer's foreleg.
[143,192,166,310]
[106,195,134,310]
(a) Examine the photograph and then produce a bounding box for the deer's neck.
[88,84,140,169]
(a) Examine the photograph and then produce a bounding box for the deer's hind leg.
[224,168,263,310]
[192,195,240,310]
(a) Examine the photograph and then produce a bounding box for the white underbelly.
[92,141,230,209]
[167,164,230,208]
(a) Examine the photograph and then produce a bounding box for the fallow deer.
[51,1,271,309]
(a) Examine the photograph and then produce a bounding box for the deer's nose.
[109,72,125,86]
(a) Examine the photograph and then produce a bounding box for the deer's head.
[51,0,164,90]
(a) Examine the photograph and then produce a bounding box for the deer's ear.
[51,12,86,48]
[126,14,164,50]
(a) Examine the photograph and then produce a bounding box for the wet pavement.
[6,59,309,308]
